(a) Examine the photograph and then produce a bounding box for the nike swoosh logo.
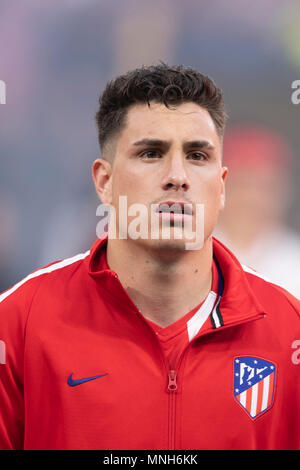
[67,372,108,387]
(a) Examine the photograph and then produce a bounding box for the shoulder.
[212,236,300,323]
[0,249,91,378]
[242,263,300,321]
[0,249,90,323]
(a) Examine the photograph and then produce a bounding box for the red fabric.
[0,233,299,450]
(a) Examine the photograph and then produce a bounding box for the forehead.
[117,101,220,146]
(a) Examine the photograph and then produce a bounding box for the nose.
[161,152,190,191]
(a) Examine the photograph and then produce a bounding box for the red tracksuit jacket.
[0,234,299,450]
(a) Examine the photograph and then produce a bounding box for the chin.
[152,238,187,251]
[134,230,198,253]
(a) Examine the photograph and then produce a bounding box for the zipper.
[168,370,177,449]
[166,346,194,450]
[168,370,177,391]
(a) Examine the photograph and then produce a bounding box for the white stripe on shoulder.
[241,264,273,283]
[0,250,90,304]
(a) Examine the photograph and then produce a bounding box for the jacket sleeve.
[0,276,40,450]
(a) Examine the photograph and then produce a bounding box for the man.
[0,64,299,450]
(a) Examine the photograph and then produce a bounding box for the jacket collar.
[211,237,267,326]
[86,233,267,326]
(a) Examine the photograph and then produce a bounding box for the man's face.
[99,101,227,250]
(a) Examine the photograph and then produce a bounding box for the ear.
[220,166,228,211]
[92,158,113,205]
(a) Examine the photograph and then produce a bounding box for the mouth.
[155,200,193,216]
[155,201,193,221]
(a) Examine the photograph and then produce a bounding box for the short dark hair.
[95,63,227,153]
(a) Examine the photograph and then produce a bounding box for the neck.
[106,237,213,327]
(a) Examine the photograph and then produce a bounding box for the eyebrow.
[133,139,170,148]
[132,138,215,151]
[183,140,215,152]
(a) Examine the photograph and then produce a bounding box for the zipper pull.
[168,370,177,391]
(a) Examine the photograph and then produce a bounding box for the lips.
[155,200,193,215]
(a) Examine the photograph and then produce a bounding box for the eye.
[187,152,208,161]
[139,150,161,159]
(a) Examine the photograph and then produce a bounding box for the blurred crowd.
[216,125,300,298]
[0,0,299,297]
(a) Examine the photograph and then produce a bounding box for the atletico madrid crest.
[234,356,276,419]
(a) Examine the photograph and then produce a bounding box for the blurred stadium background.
[0,0,299,297]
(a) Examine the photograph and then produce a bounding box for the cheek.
[197,170,223,203]
[199,174,224,228]
[112,165,131,194]
[111,165,146,208]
